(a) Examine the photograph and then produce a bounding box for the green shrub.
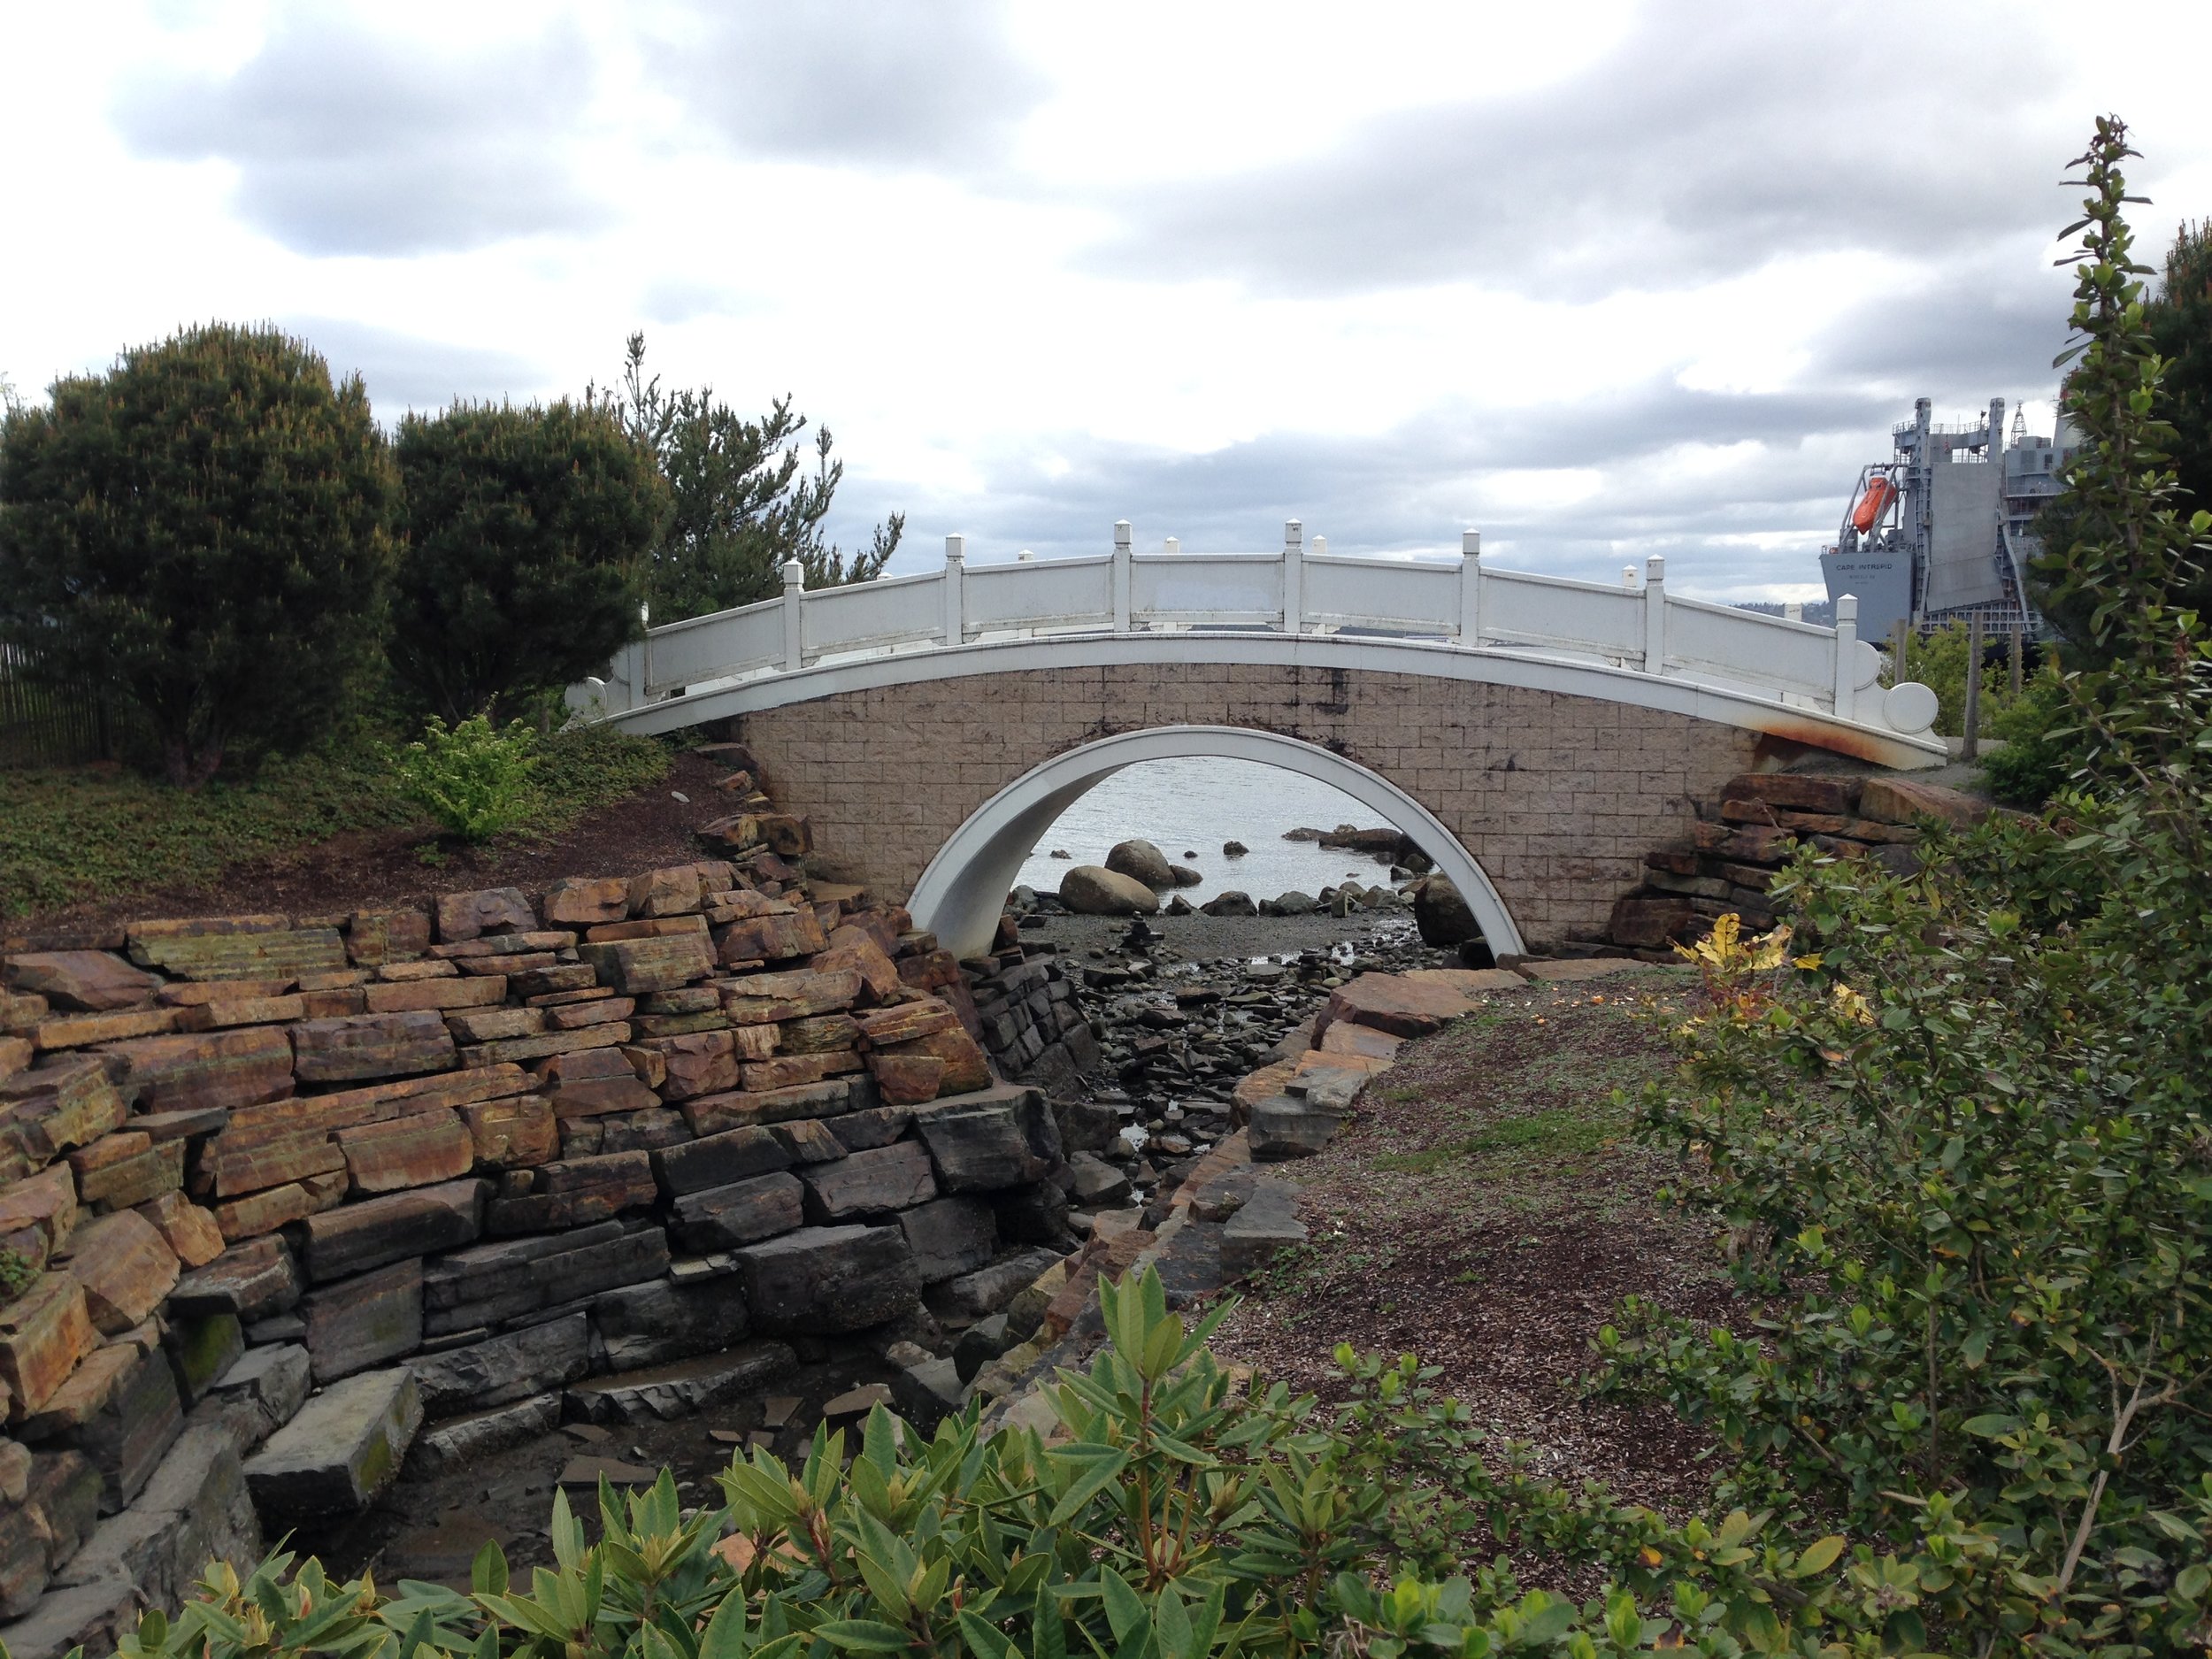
[119,1270,2021,1659]
[390,399,668,722]
[0,323,399,785]
[393,715,539,841]
[1977,665,2078,804]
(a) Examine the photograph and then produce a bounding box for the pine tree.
[592,334,902,620]
[389,398,671,723]
[0,323,399,785]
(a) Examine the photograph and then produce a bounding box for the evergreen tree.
[2032,215,2212,650]
[389,399,670,723]
[0,323,399,786]
[593,334,902,620]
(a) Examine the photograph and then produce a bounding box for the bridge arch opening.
[906,726,1525,962]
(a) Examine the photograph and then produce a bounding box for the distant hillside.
[1734,598,1835,626]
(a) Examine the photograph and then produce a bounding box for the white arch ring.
[905,725,1526,962]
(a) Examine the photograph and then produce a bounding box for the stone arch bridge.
[574,525,1943,960]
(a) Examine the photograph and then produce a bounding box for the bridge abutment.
[735,662,1763,950]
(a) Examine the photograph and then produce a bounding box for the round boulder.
[1413,874,1482,947]
[1222,840,1248,856]
[1265,890,1317,917]
[1104,839,1177,889]
[1201,890,1257,917]
[1060,865,1161,916]
[1167,864,1203,887]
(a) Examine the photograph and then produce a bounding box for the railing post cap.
[1462,528,1481,556]
[1837,594,1859,620]
[1645,554,1665,580]
[780,559,805,586]
[944,532,965,564]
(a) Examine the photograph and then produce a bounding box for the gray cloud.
[652,1,1046,170]
[279,317,552,418]
[113,14,603,255]
[1091,4,2081,302]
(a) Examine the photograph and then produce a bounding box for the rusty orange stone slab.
[4,952,161,1013]
[577,933,716,995]
[0,1056,128,1161]
[0,1273,97,1414]
[135,1191,226,1268]
[362,976,507,1014]
[1317,1022,1405,1061]
[173,995,308,1031]
[73,1137,184,1211]
[780,1014,860,1055]
[460,1096,558,1167]
[35,1008,181,1050]
[104,1026,296,1115]
[0,1164,80,1256]
[854,1001,956,1047]
[336,1110,474,1194]
[542,875,629,926]
[715,910,829,968]
[882,1026,991,1095]
[867,1052,946,1106]
[434,887,536,943]
[1314,972,1487,1041]
[60,1210,179,1334]
[206,1127,347,1197]
[345,907,432,967]
[739,1051,866,1093]
[156,978,294,1007]
[806,941,901,1002]
[291,1010,456,1085]
[227,1064,531,1153]
[127,918,348,981]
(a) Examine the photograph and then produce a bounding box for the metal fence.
[0,644,113,767]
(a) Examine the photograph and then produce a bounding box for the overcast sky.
[8,2,2210,601]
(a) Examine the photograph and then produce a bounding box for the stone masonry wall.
[0,849,1071,1656]
[737,664,1764,948]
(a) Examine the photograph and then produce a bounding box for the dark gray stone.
[564,1342,796,1424]
[898,1197,998,1283]
[926,1248,1063,1323]
[651,1125,792,1196]
[422,1225,667,1335]
[590,1280,749,1371]
[300,1259,423,1384]
[207,1344,311,1440]
[404,1394,559,1477]
[672,1172,805,1252]
[409,1314,590,1416]
[1248,1097,1342,1162]
[801,1142,937,1221]
[829,1106,914,1151]
[1221,1180,1308,1278]
[735,1225,920,1334]
[243,1367,420,1525]
[912,1086,1061,1193]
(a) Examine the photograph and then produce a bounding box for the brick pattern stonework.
[736,664,1763,948]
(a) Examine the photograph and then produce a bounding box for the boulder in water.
[1104,839,1177,890]
[1060,866,1161,916]
[1168,864,1203,887]
[1222,841,1248,856]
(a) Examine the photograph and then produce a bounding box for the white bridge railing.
[576,521,1935,741]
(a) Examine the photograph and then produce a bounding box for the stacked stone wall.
[0,847,1071,1655]
[737,665,1762,948]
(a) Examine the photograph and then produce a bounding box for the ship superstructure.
[1820,396,2073,639]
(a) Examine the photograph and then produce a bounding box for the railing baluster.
[1283,519,1304,634]
[942,534,965,648]
[1642,555,1667,674]
[1832,594,1859,720]
[1456,528,1481,645]
[781,560,805,672]
[1113,520,1133,632]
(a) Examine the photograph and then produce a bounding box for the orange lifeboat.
[1850,475,1896,533]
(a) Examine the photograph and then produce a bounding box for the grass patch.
[0,725,671,918]
[1370,1106,1628,1174]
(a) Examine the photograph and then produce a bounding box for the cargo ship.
[1820,397,2073,639]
